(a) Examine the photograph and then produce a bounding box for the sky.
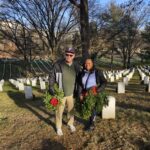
[99,0,128,5]
[97,0,149,6]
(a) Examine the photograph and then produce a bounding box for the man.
[49,48,80,136]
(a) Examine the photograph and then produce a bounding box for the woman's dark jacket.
[76,68,107,97]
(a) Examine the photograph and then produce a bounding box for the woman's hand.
[80,95,84,102]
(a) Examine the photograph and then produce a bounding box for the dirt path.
[0,72,150,150]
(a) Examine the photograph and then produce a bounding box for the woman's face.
[84,59,94,71]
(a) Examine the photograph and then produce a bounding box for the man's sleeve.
[48,64,56,95]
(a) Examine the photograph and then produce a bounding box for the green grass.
[0,71,150,149]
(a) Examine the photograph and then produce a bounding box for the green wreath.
[75,91,108,119]
[43,84,64,111]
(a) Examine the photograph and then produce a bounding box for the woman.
[77,57,107,130]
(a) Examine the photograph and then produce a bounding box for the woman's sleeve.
[97,70,107,92]
[76,72,83,98]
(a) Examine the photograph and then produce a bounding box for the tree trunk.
[127,55,131,68]
[110,41,114,70]
[123,55,127,68]
[80,0,90,60]
[24,51,27,62]
[29,48,32,72]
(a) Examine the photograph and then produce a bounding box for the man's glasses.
[65,54,74,57]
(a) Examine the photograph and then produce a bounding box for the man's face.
[65,52,75,64]
[85,59,94,71]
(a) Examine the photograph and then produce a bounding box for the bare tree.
[0,19,33,61]
[0,0,77,59]
[94,0,149,68]
[141,22,150,62]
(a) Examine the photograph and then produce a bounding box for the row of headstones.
[0,79,4,92]
[117,69,135,93]
[138,68,150,84]
[140,66,150,76]
[9,77,49,99]
[0,77,48,92]
[0,78,116,119]
[103,69,131,82]
[9,79,33,99]
[138,66,150,81]
[8,77,48,91]
[137,68,150,92]
[0,78,32,99]
[117,68,150,93]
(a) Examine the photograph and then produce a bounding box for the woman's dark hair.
[85,56,94,61]
[82,56,95,71]
[84,52,97,62]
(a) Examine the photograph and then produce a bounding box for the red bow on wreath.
[91,86,98,95]
[82,86,98,97]
[50,98,59,107]
[82,90,88,97]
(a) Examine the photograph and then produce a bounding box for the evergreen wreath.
[43,84,64,111]
[75,87,108,119]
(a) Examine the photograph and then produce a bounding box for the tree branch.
[68,0,80,8]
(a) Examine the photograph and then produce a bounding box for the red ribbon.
[50,98,59,107]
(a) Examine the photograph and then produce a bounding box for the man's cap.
[65,48,75,54]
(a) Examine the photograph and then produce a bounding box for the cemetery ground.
[0,71,150,150]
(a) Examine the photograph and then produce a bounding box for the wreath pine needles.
[43,84,64,111]
[76,91,108,119]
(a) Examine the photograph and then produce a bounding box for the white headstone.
[107,73,111,78]
[110,76,115,82]
[141,73,145,81]
[24,86,33,99]
[0,84,3,92]
[127,74,132,80]
[45,76,49,82]
[148,82,150,93]
[17,78,25,83]
[123,77,128,85]
[31,78,37,87]
[22,78,26,84]
[0,79,4,85]
[119,73,122,78]
[15,81,20,88]
[144,76,149,84]
[26,79,30,85]
[10,79,15,84]
[39,77,43,82]
[115,74,119,80]
[117,82,125,93]
[18,83,24,91]
[102,96,116,119]
[40,81,46,90]
[103,73,107,79]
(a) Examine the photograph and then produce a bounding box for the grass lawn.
[0,71,150,149]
